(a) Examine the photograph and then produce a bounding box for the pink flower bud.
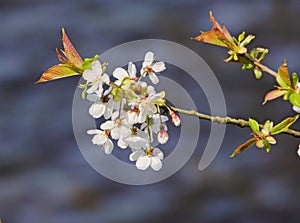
[169,111,181,126]
[157,128,169,144]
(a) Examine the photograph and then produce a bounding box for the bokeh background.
[1,0,300,222]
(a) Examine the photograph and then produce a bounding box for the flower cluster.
[81,52,181,171]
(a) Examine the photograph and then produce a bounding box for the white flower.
[100,119,131,149]
[113,62,137,86]
[130,147,164,171]
[87,93,114,119]
[83,60,110,94]
[87,129,113,154]
[138,90,165,123]
[140,52,166,84]
[125,128,148,150]
[141,114,168,142]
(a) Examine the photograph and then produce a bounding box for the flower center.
[145,147,154,157]
[144,66,153,73]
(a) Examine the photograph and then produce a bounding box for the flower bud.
[169,111,181,126]
[157,128,169,144]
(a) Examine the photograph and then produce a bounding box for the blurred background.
[1,0,300,222]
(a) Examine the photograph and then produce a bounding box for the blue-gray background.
[1,0,300,222]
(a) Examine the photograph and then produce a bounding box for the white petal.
[136,156,151,170]
[111,128,120,139]
[147,86,156,95]
[149,91,164,102]
[82,70,95,82]
[143,52,154,67]
[298,144,300,157]
[87,129,102,135]
[86,94,99,102]
[293,105,300,113]
[152,61,166,72]
[102,73,110,84]
[91,60,103,73]
[100,120,115,130]
[86,83,99,94]
[150,157,162,171]
[117,137,128,149]
[153,148,164,159]
[113,67,128,80]
[92,134,107,145]
[129,150,144,161]
[104,139,114,154]
[297,82,300,89]
[128,62,137,78]
[149,73,159,84]
[89,103,105,118]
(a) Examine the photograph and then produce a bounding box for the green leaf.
[263,139,271,153]
[254,67,262,79]
[276,60,291,88]
[230,138,257,158]
[290,93,300,107]
[271,115,299,135]
[35,64,80,83]
[238,31,245,42]
[124,89,138,101]
[292,72,299,89]
[111,88,124,101]
[249,118,260,132]
[82,54,99,70]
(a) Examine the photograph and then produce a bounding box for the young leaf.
[271,115,299,135]
[291,72,299,89]
[61,28,83,68]
[289,93,300,107]
[263,89,287,105]
[230,138,257,158]
[276,60,291,88]
[35,64,79,83]
[192,11,234,48]
[82,54,99,70]
[249,118,260,132]
[254,67,262,79]
[36,28,84,84]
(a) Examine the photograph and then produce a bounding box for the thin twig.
[171,106,300,138]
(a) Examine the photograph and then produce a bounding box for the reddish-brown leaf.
[61,28,83,68]
[192,11,234,48]
[263,89,287,104]
[230,138,257,158]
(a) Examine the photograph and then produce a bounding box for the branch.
[244,54,277,77]
[171,106,300,138]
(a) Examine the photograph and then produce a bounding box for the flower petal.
[142,52,154,67]
[153,148,164,159]
[150,156,162,171]
[92,134,107,145]
[113,67,128,81]
[91,60,103,74]
[136,156,151,170]
[87,129,102,135]
[104,139,114,154]
[152,62,166,73]
[129,150,144,161]
[89,103,105,118]
[128,62,137,78]
[149,73,159,84]
[297,144,300,157]
[293,105,300,113]
[86,82,99,94]
[102,73,110,84]
[100,120,115,130]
